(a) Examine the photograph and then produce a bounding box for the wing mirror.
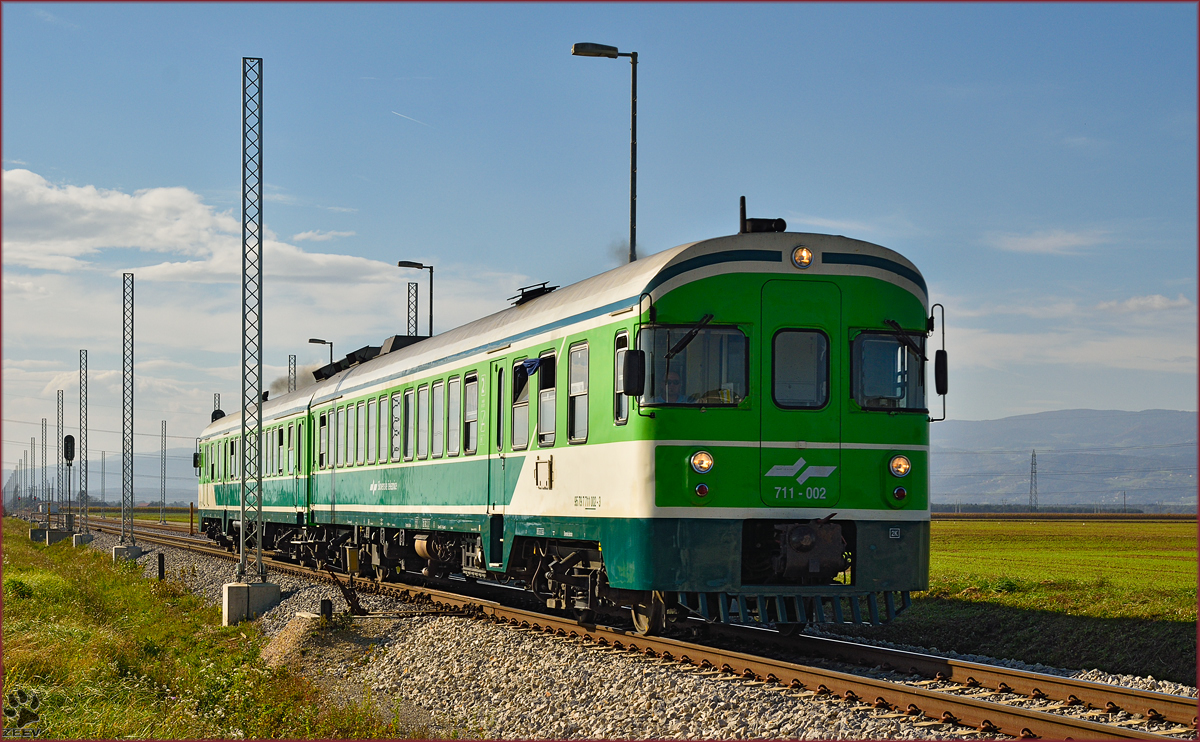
[622,349,646,397]
[935,349,948,396]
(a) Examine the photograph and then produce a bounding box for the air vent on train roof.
[509,282,559,306]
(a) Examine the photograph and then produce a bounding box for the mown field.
[0,517,419,739]
[827,520,1198,684]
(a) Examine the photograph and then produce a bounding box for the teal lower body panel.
[196,507,928,599]
[508,516,929,595]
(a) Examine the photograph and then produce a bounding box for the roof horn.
[739,195,787,234]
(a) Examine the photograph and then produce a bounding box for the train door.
[486,360,506,564]
[759,279,843,507]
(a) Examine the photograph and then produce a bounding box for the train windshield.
[852,332,926,411]
[638,325,748,406]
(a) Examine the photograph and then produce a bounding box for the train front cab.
[636,250,933,629]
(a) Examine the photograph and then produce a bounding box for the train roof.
[201,231,925,439]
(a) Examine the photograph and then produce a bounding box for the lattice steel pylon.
[159,420,167,524]
[239,56,266,583]
[214,393,221,413]
[80,349,89,532]
[41,419,46,524]
[407,282,418,336]
[57,389,64,527]
[288,354,296,393]
[122,273,135,545]
[1029,449,1038,513]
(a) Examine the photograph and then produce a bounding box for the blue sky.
[2,3,1196,482]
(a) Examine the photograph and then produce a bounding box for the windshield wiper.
[665,313,714,360]
[883,319,928,361]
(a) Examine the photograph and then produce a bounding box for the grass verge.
[1,517,423,739]
[826,520,1197,685]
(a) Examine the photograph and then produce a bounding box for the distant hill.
[931,409,1197,512]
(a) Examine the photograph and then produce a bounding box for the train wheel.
[631,599,665,636]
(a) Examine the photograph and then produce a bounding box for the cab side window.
[614,333,629,424]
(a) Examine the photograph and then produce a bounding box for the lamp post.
[571,42,638,263]
[308,338,334,366]
[397,261,434,336]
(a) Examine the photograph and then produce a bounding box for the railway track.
[90,520,1196,740]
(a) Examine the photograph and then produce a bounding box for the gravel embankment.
[86,530,1198,739]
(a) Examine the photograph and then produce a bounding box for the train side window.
[432,381,445,458]
[287,424,294,473]
[614,333,629,424]
[447,377,461,456]
[367,398,377,464]
[391,393,404,461]
[337,406,347,467]
[463,374,479,454]
[356,401,367,465]
[297,422,303,472]
[512,361,530,450]
[319,413,328,469]
[209,444,215,481]
[537,353,556,446]
[403,390,415,461]
[417,386,432,456]
[568,343,589,443]
[773,330,829,409]
[495,367,505,450]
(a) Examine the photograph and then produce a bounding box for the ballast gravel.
[85,530,1198,739]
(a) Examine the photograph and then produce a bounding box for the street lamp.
[397,261,434,336]
[308,338,334,366]
[572,42,638,263]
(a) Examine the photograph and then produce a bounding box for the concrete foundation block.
[73,533,94,547]
[45,529,72,546]
[112,544,143,561]
[29,528,46,542]
[222,582,282,626]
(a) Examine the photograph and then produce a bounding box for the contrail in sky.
[391,110,430,127]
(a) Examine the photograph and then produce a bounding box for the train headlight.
[791,245,813,269]
[889,455,912,477]
[691,451,714,474]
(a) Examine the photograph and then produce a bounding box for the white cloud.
[2,168,239,268]
[325,206,358,213]
[986,228,1108,255]
[1095,294,1193,313]
[946,324,1196,375]
[292,229,356,242]
[1063,135,1109,151]
[786,213,876,234]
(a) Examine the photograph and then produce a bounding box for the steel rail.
[91,521,1191,740]
[774,632,1197,728]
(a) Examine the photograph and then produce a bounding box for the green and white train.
[197,221,946,635]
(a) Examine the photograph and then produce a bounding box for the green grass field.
[1,517,420,739]
[827,519,1197,684]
